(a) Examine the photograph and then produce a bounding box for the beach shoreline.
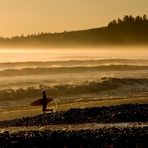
[0,103,147,147]
[0,96,147,121]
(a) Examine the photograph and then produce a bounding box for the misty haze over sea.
[0,48,147,111]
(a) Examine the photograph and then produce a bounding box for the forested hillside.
[0,15,148,48]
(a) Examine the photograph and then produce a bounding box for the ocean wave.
[0,77,148,102]
[0,59,148,69]
[0,65,148,76]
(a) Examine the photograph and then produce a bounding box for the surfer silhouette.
[42,91,47,113]
[30,91,54,113]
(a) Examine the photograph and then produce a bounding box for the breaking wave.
[0,58,148,108]
[0,65,148,76]
[0,77,148,102]
[0,59,148,69]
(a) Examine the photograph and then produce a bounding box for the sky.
[0,0,148,37]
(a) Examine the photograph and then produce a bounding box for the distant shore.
[1,15,148,48]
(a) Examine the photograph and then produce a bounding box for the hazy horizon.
[0,47,147,63]
[0,0,148,37]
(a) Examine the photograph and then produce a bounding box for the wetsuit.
[42,91,47,113]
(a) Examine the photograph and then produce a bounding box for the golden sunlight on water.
[0,47,147,63]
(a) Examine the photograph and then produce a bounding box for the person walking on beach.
[42,91,47,113]
[30,91,54,113]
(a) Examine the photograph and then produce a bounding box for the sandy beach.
[0,103,147,147]
[0,96,147,121]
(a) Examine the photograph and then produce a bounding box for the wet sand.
[0,122,147,134]
[0,96,147,121]
[0,102,147,147]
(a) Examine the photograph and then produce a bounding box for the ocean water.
[0,48,148,111]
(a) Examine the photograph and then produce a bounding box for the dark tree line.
[0,15,148,48]
[107,15,148,43]
[108,15,148,27]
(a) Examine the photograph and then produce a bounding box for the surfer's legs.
[46,109,53,113]
[42,105,47,113]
